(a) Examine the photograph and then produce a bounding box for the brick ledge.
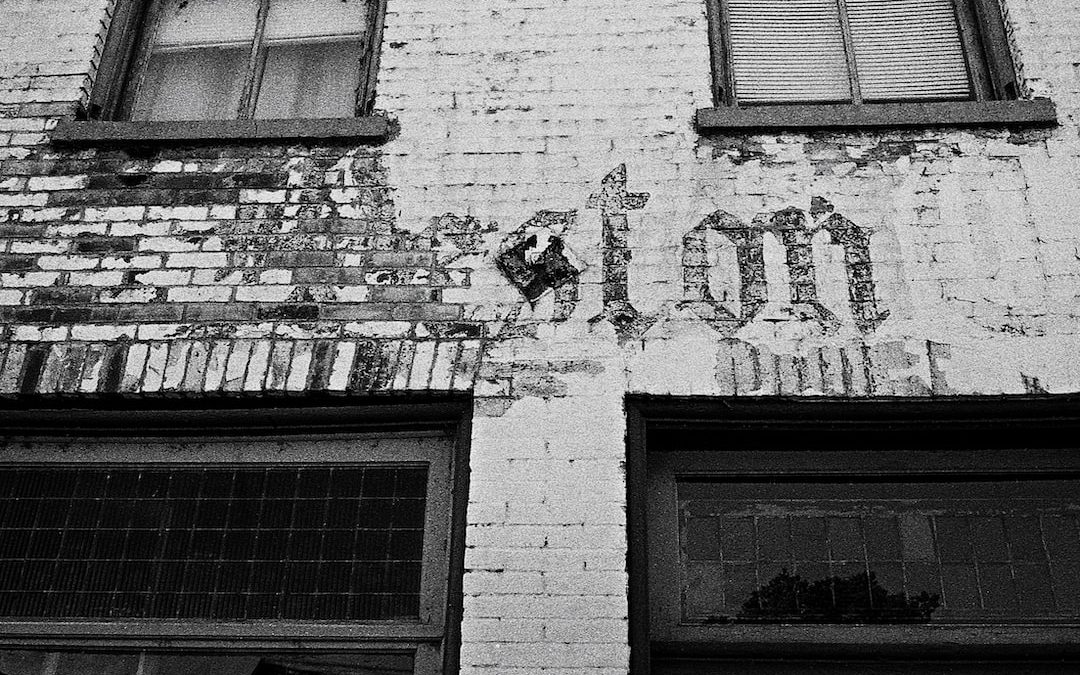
[51,117,390,145]
[695,99,1058,131]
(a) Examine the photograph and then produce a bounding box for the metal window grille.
[0,465,428,621]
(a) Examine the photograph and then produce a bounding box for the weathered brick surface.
[3,0,1080,671]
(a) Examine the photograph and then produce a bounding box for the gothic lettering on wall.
[681,204,887,333]
[585,165,655,341]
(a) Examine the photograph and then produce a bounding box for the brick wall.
[3,0,1080,672]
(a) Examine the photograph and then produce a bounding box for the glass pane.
[154,0,261,47]
[264,0,371,41]
[255,39,363,118]
[0,466,428,621]
[677,479,1080,623]
[847,0,972,101]
[254,0,370,119]
[132,0,259,121]
[0,651,415,675]
[727,0,851,103]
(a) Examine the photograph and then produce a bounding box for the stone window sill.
[51,117,390,145]
[695,99,1057,131]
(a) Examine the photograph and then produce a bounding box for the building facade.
[0,0,1079,673]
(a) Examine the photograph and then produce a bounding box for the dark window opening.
[0,400,472,675]
[627,397,1080,675]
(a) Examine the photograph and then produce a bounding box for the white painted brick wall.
[2,0,1080,673]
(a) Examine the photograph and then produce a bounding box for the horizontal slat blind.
[728,0,852,103]
[847,0,972,101]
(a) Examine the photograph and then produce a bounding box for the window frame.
[54,0,391,143]
[626,396,1080,674]
[0,398,472,675]
[698,0,1058,129]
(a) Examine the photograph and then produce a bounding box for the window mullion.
[238,0,271,120]
[835,0,862,104]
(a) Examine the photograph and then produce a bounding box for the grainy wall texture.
[2,0,1080,672]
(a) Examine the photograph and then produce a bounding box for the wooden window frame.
[697,0,1058,130]
[54,0,391,143]
[626,396,1080,675]
[0,397,472,675]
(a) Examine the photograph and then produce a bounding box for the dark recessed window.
[0,412,466,675]
[88,0,386,121]
[704,0,1021,105]
[628,399,1080,675]
[679,479,1079,624]
[0,465,427,621]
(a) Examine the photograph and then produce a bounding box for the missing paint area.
[496,230,580,303]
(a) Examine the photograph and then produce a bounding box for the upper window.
[88,0,386,121]
[0,403,469,675]
[705,0,1016,106]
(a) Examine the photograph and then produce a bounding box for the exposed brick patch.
[496,210,582,306]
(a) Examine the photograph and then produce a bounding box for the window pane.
[264,0,371,41]
[728,0,851,103]
[677,480,1080,623]
[253,0,369,118]
[0,466,428,621]
[847,0,972,101]
[255,40,363,119]
[0,651,415,675]
[132,0,259,120]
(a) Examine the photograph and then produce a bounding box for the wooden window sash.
[86,0,152,119]
[103,0,378,121]
[969,0,1019,99]
[238,0,272,119]
[355,0,389,116]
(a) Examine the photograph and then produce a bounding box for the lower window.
[628,398,1080,674]
[0,402,470,675]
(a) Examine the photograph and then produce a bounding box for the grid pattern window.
[0,428,460,675]
[89,0,386,121]
[680,480,1080,623]
[628,401,1080,675]
[705,0,1020,106]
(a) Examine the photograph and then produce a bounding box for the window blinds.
[847,0,971,101]
[727,0,972,104]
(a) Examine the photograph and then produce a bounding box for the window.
[627,398,1080,674]
[698,0,1057,128]
[53,0,390,143]
[0,402,470,675]
[91,0,386,121]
